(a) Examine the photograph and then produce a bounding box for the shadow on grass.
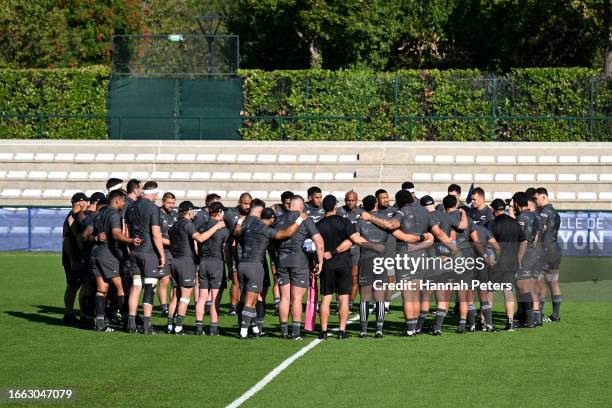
[6,305,68,327]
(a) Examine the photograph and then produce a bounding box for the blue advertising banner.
[0,207,610,255]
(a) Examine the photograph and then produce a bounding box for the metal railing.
[0,113,610,141]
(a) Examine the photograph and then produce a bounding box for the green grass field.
[1,253,611,407]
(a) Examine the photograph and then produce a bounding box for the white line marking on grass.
[226,292,401,407]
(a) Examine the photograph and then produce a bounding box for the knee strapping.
[132,276,143,286]
[179,297,190,305]
[545,273,558,282]
[143,284,155,305]
[144,277,158,287]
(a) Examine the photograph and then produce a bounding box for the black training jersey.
[274,204,289,217]
[517,210,539,243]
[160,209,177,253]
[395,204,433,254]
[474,224,493,250]
[316,215,355,268]
[193,208,210,230]
[336,206,363,224]
[121,196,134,220]
[237,217,278,263]
[199,219,229,262]
[304,202,325,223]
[126,198,161,254]
[472,206,494,227]
[169,218,197,259]
[275,211,319,268]
[357,212,390,259]
[488,213,526,272]
[93,206,123,259]
[62,211,80,260]
[539,204,560,243]
[455,215,476,249]
[78,210,96,260]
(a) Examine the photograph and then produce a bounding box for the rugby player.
[375,189,397,313]
[488,198,527,331]
[526,188,545,325]
[270,191,294,315]
[416,195,461,336]
[535,188,562,322]
[355,195,397,338]
[225,193,252,316]
[473,222,501,331]
[436,184,467,212]
[392,190,440,336]
[232,201,306,339]
[513,192,540,328]
[317,195,388,339]
[158,192,176,317]
[471,187,494,227]
[105,178,123,194]
[125,181,165,334]
[304,186,325,223]
[91,190,142,332]
[275,195,323,340]
[194,202,229,336]
[336,191,363,314]
[77,192,106,328]
[401,181,418,204]
[61,192,89,325]
[166,201,226,334]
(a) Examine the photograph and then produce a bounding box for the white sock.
[252,326,260,334]
[167,324,173,331]
[175,325,182,333]
[384,301,390,308]
[240,327,248,337]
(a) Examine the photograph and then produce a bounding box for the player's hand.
[132,237,142,247]
[300,212,308,220]
[484,256,495,267]
[159,255,165,268]
[423,232,434,242]
[217,220,226,229]
[360,211,371,221]
[323,251,332,260]
[313,263,322,276]
[97,232,106,242]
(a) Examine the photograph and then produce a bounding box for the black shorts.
[238,262,265,293]
[171,257,196,288]
[262,260,271,288]
[358,256,387,287]
[90,254,121,281]
[320,264,351,296]
[277,266,309,288]
[199,259,224,290]
[542,242,562,270]
[78,257,92,284]
[517,247,538,280]
[161,252,172,278]
[489,269,515,286]
[131,251,163,278]
[395,251,428,282]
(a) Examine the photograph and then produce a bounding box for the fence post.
[198,117,202,140]
[37,114,45,139]
[27,207,32,251]
[393,76,399,140]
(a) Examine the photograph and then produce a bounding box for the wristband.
[330,248,338,257]
[295,217,304,226]
[419,234,425,242]
[237,219,244,225]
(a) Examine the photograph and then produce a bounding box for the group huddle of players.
[61,177,562,339]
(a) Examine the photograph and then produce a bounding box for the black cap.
[178,201,199,212]
[71,192,89,204]
[491,199,506,211]
[261,207,276,220]
[89,192,106,204]
[420,195,434,206]
[322,195,338,212]
[208,201,225,213]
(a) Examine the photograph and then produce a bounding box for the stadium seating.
[0,140,610,210]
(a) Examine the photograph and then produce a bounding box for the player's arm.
[489,237,501,259]
[112,227,140,245]
[273,212,308,240]
[151,225,165,266]
[323,239,352,260]
[406,235,435,251]
[193,221,226,243]
[311,233,324,274]
[470,229,485,257]
[348,232,386,254]
[430,224,459,255]
[457,208,468,230]
[359,211,400,230]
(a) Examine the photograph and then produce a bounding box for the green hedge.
[0,66,109,139]
[238,68,611,141]
[0,66,610,140]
